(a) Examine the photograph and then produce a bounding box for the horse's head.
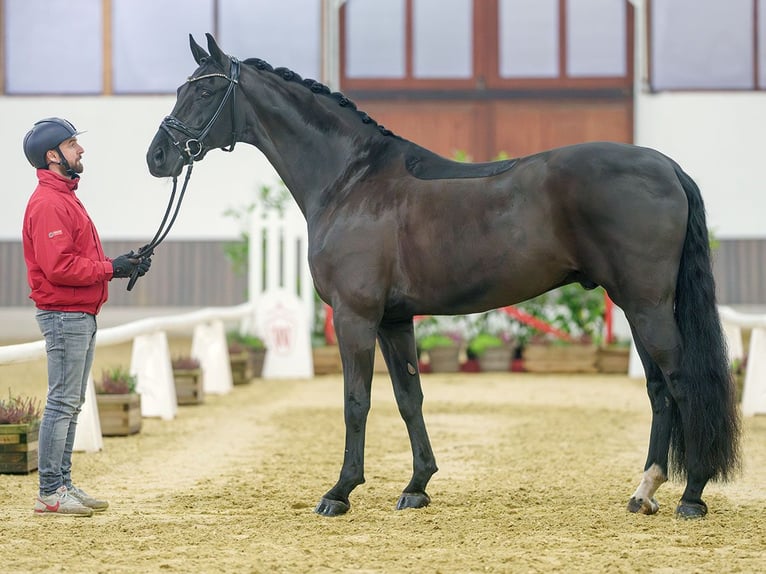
[147,33,241,178]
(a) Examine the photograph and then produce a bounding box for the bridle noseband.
[160,56,241,162]
[128,57,241,291]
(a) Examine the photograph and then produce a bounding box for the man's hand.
[111,252,152,279]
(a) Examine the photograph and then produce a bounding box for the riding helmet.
[23,117,84,169]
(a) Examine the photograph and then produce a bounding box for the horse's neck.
[240,72,370,217]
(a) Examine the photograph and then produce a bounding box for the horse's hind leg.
[627,324,670,515]
[625,302,711,518]
[377,320,438,510]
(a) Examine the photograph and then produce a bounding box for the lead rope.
[126,162,194,291]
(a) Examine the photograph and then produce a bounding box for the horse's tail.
[670,163,741,481]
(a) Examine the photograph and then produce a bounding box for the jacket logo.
[48,230,63,238]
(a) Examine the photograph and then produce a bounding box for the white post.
[130,331,177,420]
[256,289,314,379]
[73,373,103,452]
[741,326,766,416]
[191,319,233,394]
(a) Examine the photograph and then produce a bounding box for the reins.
[127,57,240,291]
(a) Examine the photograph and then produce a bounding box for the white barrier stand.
[130,331,177,420]
[628,338,644,379]
[255,289,313,379]
[73,373,103,452]
[191,319,233,394]
[741,326,766,416]
[722,322,744,364]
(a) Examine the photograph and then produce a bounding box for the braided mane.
[242,58,394,137]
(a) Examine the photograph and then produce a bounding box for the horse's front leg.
[378,320,438,510]
[314,309,377,517]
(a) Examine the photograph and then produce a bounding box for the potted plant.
[95,367,141,436]
[466,311,516,372]
[227,331,267,384]
[0,390,42,474]
[415,316,463,373]
[171,355,204,405]
[517,284,604,373]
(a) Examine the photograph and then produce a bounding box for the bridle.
[127,56,241,291]
[161,56,241,162]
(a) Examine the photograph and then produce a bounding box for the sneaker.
[68,485,109,512]
[34,485,93,517]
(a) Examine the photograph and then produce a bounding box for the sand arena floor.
[1,342,765,573]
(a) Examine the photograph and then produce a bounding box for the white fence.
[0,303,255,451]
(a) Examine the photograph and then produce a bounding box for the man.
[22,117,151,517]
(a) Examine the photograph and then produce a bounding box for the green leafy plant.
[0,390,42,425]
[464,309,517,358]
[516,284,606,345]
[414,316,465,354]
[97,367,137,395]
[227,330,266,353]
[467,332,506,357]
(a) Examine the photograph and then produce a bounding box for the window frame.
[340,0,634,93]
[647,0,762,93]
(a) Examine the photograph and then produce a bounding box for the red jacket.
[23,169,114,314]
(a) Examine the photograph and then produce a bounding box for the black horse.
[147,34,740,518]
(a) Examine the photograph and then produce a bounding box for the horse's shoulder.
[404,148,517,181]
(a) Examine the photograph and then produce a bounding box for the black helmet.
[23,117,84,169]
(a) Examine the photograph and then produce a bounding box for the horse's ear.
[205,33,228,67]
[190,34,209,65]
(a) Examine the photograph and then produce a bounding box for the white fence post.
[741,327,766,416]
[130,331,177,420]
[191,319,233,395]
[72,373,103,452]
[248,200,314,351]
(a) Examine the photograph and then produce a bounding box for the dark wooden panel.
[490,99,633,157]
[357,101,487,160]
[0,240,247,308]
[353,98,632,160]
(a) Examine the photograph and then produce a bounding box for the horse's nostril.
[153,147,164,165]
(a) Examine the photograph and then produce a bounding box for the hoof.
[314,497,350,517]
[396,491,431,510]
[627,496,660,515]
[675,500,708,519]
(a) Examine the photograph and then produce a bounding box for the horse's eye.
[200,89,212,99]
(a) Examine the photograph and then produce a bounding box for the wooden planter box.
[427,346,461,373]
[96,394,141,436]
[248,348,267,379]
[229,351,250,385]
[597,346,631,374]
[313,345,342,375]
[0,423,39,474]
[311,346,388,375]
[522,343,598,373]
[173,368,204,405]
[478,346,514,372]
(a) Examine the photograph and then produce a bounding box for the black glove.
[111,252,152,279]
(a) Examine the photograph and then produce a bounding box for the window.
[341,0,633,92]
[1,0,321,95]
[650,0,760,91]
[5,0,103,94]
[112,0,214,94]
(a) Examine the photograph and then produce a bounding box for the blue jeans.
[35,310,97,496]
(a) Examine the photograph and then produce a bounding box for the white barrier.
[718,306,766,416]
[629,306,766,416]
[0,303,255,451]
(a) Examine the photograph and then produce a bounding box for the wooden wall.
[356,98,633,160]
